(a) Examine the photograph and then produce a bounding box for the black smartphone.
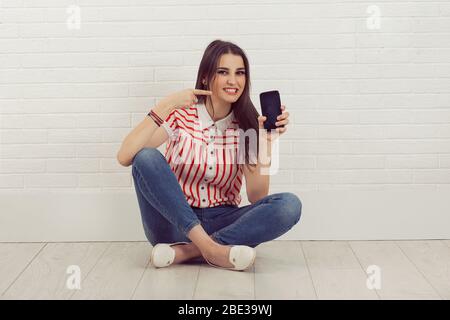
[260,90,283,131]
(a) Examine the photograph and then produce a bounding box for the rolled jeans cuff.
[209,232,226,245]
[182,220,201,236]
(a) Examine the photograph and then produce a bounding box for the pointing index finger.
[193,89,212,96]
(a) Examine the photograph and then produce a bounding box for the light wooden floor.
[1,240,449,300]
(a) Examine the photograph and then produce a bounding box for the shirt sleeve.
[161,109,179,140]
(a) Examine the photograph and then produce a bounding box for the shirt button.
[201,186,204,190]
[210,151,213,155]
[202,199,205,202]
[204,178,208,182]
[209,167,212,170]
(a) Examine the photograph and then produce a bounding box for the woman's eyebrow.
[217,67,246,71]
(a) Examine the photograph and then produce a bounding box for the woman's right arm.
[116,100,173,167]
[116,89,211,167]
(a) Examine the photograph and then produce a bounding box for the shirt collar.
[196,102,235,132]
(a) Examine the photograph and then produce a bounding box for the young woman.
[117,40,302,271]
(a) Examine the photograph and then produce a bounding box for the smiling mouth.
[223,88,239,94]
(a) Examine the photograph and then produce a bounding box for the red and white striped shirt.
[161,103,243,208]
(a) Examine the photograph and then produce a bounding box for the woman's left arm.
[243,105,290,203]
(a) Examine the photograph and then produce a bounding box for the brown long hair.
[194,39,260,171]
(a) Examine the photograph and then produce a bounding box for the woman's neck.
[205,97,232,122]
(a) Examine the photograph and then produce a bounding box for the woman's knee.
[274,192,302,227]
[132,147,165,171]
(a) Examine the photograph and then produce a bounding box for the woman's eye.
[217,71,246,75]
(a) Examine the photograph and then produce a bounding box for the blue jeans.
[131,148,302,248]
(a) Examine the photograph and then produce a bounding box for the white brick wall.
[1,0,450,241]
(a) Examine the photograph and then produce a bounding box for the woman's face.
[209,53,246,105]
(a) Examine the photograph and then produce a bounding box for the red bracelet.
[150,109,163,123]
[147,109,164,126]
[148,114,161,126]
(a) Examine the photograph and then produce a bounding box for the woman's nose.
[227,76,236,84]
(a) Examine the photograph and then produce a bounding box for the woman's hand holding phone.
[258,105,289,142]
[258,90,289,142]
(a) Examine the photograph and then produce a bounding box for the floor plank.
[302,241,379,300]
[193,264,254,300]
[70,242,151,300]
[0,243,45,297]
[350,241,441,300]
[3,242,108,300]
[133,260,200,300]
[302,241,363,269]
[397,240,450,300]
[2,240,449,299]
[254,241,316,299]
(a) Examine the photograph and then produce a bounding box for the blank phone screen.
[260,90,283,131]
